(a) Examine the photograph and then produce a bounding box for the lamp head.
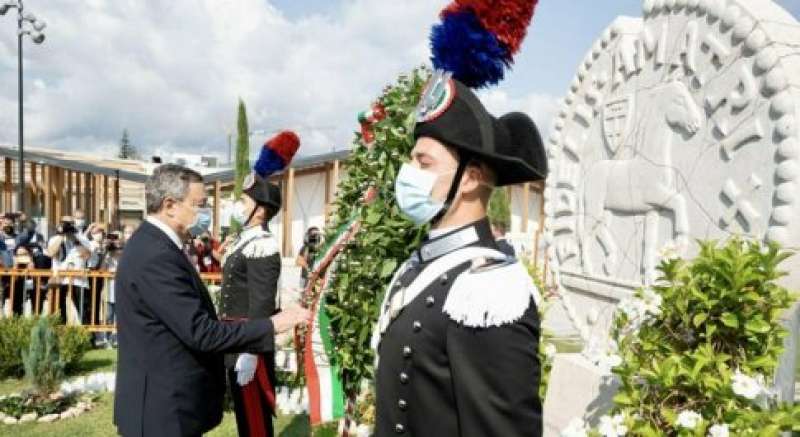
[31,32,44,44]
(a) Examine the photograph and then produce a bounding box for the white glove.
[234,353,258,386]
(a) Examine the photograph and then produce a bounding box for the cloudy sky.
[0,0,798,162]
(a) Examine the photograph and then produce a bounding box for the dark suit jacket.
[113,221,275,437]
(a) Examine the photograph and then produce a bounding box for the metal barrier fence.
[0,268,222,332]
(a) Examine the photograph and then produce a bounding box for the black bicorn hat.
[413,72,547,186]
[241,130,301,213]
[243,173,282,212]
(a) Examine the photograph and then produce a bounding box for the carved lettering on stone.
[545,0,800,291]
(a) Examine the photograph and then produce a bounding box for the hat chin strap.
[431,157,469,227]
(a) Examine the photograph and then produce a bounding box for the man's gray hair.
[145,164,204,214]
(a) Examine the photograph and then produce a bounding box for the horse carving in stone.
[578,80,703,284]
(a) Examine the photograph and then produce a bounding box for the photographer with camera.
[0,213,19,267]
[15,218,49,268]
[192,230,221,273]
[46,216,93,324]
[295,226,323,288]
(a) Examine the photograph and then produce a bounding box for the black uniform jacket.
[220,226,281,369]
[113,220,275,437]
[375,218,542,437]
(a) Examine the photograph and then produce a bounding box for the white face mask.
[231,201,252,226]
[394,163,455,226]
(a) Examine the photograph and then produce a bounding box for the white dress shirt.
[146,216,184,249]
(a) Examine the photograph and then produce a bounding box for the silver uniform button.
[395,423,405,434]
[412,321,422,332]
[399,372,409,384]
[398,399,408,410]
[439,273,448,284]
[426,296,435,307]
[402,346,412,358]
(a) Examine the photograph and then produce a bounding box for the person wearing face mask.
[113,164,310,437]
[84,224,109,335]
[372,72,548,437]
[4,245,33,316]
[16,219,47,263]
[46,216,93,324]
[0,215,17,267]
[73,209,88,233]
[219,131,300,437]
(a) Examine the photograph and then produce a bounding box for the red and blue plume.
[431,0,539,88]
[253,130,300,178]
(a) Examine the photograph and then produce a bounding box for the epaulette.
[241,233,279,259]
[443,258,541,328]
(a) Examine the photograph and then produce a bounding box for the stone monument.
[542,0,800,433]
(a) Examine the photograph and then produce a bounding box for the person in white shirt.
[46,216,93,324]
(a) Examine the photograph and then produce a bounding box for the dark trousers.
[57,285,91,324]
[227,357,275,437]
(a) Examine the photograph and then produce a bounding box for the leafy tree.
[488,187,511,231]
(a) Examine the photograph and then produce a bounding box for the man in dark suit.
[113,164,309,437]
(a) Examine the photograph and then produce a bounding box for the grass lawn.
[0,348,336,437]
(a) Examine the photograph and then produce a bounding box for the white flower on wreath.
[731,370,767,400]
[560,418,589,437]
[676,410,703,429]
[708,424,730,437]
[598,414,627,437]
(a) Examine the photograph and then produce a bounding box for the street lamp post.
[1,0,46,214]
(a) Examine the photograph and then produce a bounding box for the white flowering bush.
[576,239,800,436]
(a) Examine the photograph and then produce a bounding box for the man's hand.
[270,305,311,334]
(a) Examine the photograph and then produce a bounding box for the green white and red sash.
[302,187,377,426]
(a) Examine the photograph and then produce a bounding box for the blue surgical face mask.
[394,163,454,226]
[188,207,212,237]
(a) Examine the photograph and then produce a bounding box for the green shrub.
[0,317,35,377]
[57,325,93,373]
[0,316,91,379]
[23,317,66,395]
[571,239,800,436]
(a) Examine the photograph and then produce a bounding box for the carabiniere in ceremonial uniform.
[221,131,300,437]
[372,73,549,436]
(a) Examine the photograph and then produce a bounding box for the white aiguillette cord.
[371,246,507,350]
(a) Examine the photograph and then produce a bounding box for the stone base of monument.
[543,353,619,437]
[776,301,800,403]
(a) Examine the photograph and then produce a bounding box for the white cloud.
[0,0,558,162]
[0,0,449,160]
